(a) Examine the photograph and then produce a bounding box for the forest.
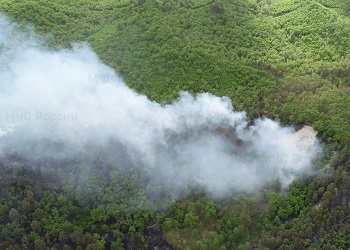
[1,0,350,249]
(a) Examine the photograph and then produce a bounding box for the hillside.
[1,0,350,249]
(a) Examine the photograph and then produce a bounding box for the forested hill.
[2,0,350,144]
[1,0,350,249]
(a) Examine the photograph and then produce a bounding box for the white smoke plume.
[0,14,321,195]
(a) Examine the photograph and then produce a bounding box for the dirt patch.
[294,125,318,150]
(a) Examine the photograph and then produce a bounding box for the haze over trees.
[0,0,350,249]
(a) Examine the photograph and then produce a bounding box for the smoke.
[0,14,321,196]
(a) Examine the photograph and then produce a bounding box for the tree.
[34,236,46,250]
[9,208,21,223]
[30,220,42,234]
[184,212,199,229]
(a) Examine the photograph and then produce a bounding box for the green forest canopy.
[1,0,350,249]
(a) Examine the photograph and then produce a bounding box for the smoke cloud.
[0,14,321,196]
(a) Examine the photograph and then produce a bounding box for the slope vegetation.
[1,0,350,249]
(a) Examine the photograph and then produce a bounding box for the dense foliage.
[1,0,350,249]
